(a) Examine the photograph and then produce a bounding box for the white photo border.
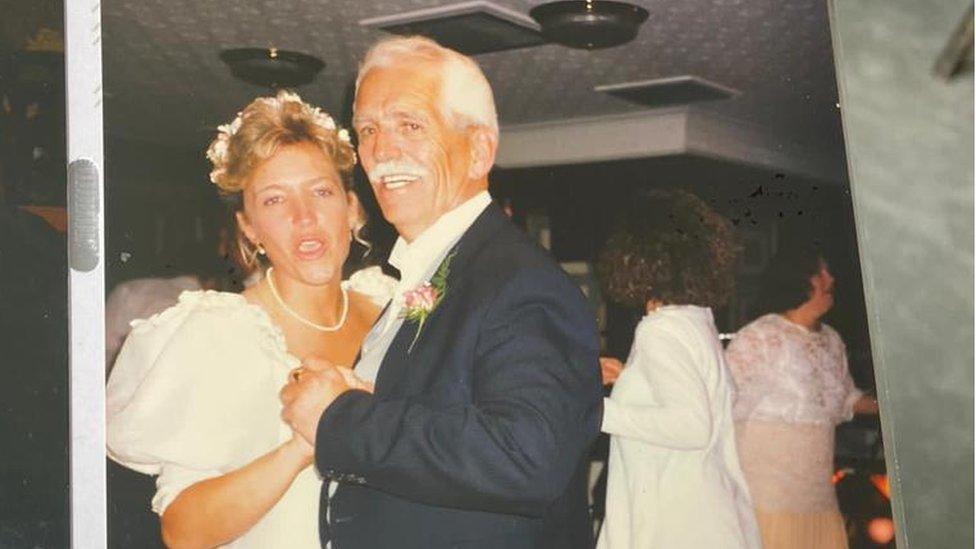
[66,0,107,547]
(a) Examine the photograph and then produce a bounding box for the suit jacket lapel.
[372,203,509,396]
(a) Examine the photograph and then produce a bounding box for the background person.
[726,245,879,549]
[595,189,761,548]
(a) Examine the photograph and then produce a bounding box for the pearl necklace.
[265,267,348,332]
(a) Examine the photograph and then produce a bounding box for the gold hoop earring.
[237,237,265,269]
[352,223,372,258]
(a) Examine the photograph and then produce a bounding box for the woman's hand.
[298,357,375,394]
[281,358,374,449]
[284,433,315,467]
[302,356,335,373]
[600,357,624,386]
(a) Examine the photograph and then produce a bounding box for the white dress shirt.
[352,190,493,384]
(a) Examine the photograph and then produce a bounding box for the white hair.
[355,36,498,138]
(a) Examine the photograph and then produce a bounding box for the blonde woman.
[106,91,395,548]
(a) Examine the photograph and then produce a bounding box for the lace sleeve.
[836,339,864,423]
[725,321,782,421]
[725,324,769,387]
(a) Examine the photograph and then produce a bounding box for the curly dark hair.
[597,189,741,309]
[759,244,825,313]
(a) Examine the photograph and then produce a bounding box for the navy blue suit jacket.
[314,203,603,548]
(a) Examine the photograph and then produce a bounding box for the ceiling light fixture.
[529,1,649,50]
[219,47,324,89]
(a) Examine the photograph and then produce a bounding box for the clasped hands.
[280,357,373,451]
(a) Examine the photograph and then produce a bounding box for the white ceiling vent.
[359,1,544,56]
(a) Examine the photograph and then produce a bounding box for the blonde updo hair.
[205,90,367,269]
[206,90,357,197]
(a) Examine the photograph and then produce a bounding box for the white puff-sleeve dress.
[106,267,396,549]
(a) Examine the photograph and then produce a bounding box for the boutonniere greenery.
[401,250,457,353]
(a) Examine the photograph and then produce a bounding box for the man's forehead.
[353,105,432,124]
[362,59,440,83]
[355,65,441,111]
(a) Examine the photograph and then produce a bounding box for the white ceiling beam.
[684,109,847,184]
[496,107,847,184]
[496,108,689,168]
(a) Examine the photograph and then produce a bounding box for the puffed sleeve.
[342,266,398,308]
[106,292,295,514]
[104,281,135,370]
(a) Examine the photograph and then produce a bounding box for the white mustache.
[366,161,426,183]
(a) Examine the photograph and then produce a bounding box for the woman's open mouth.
[295,238,326,260]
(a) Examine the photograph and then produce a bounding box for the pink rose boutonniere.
[401,250,456,353]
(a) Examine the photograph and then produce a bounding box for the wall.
[103,137,223,287]
[831,1,974,545]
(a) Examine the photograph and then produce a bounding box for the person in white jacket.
[595,189,761,549]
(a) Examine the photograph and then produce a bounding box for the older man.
[281,36,602,548]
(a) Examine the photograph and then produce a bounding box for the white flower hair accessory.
[206,90,354,185]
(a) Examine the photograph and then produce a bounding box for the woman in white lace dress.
[595,190,761,549]
[726,247,879,549]
[106,91,395,548]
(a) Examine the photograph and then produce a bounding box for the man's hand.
[599,357,624,386]
[303,357,375,393]
[334,366,375,394]
[280,362,353,447]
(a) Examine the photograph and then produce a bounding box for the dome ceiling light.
[529,1,649,50]
[219,47,324,89]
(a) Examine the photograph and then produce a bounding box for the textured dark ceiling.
[3,1,845,167]
[92,0,844,156]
